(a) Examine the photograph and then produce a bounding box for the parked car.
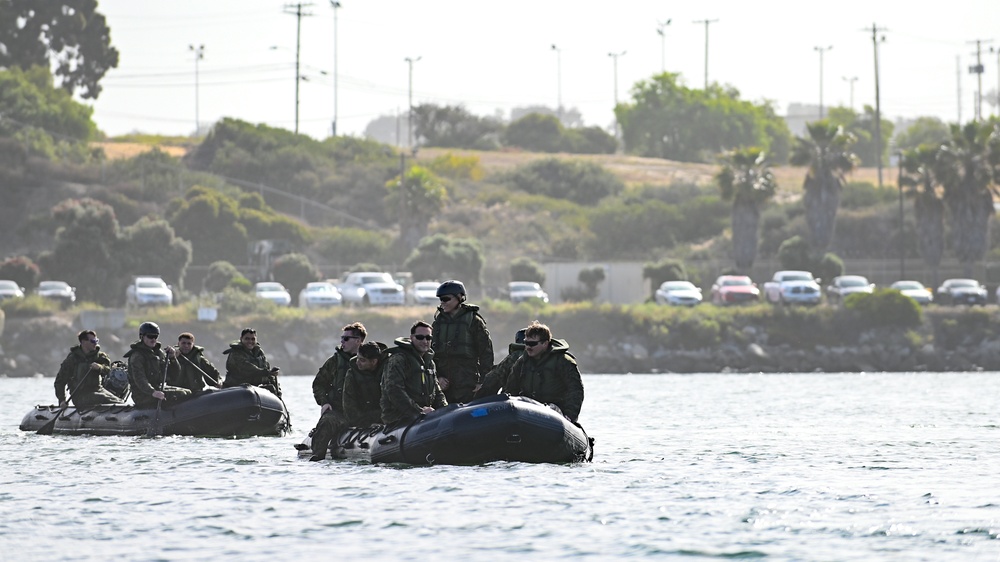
[337,272,405,306]
[298,281,342,309]
[654,281,702,306]
[408,281,440,306]
[0,280,25,301]
[890,280,933,305]
[125,276,173,307]
[35,280,76,306]
[254,281,292,307]
[763,270,822,305]
[826,275,875,305]
[935,278,987,305]
[508,281,549,304]
[710,275,759,305]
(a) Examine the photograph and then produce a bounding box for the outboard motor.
[103,360,131,400]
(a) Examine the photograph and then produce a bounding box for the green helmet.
[139,321,160,338]
[436,280,466,298]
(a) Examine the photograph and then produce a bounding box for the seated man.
[223,328,281,398]
[503,321,584,423]
[124,321,191,409]
[172,332,222,392]
[380,321,447,426]
[54,330,122,407]
[343,341,388,428]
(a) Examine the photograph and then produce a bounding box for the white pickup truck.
[336,272,405,306]
[762,270,822,305]
[125,276,173,307]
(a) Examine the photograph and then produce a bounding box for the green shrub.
[0,256,39,289]
[843,288,922,329]
[510,257,545,284]
[0,294,60,317]
[204,261,247,293]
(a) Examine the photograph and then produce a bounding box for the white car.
[655,281,702,306]
[890,280,932,305]
[254,282,292,307]
[298,282,342,309]
[508,281,549,304]
[408,281,440,306]
[763,270,822,305]
[126,276,173,307]
[35,280,76,306]
[337,272,405,306]
[0,280,25,301]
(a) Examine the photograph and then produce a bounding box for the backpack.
[102,360,131,400]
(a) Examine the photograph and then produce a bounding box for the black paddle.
[37,367,94,435]
[145,353,171,438]
[178,353,221,388]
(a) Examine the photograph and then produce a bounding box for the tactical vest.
[432,305,482,361]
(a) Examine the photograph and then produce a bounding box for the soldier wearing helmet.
[123,321,191,408]
[431,280,494,404]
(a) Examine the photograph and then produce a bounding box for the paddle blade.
[36,407,66,435]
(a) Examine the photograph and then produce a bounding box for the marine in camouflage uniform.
[431,280,493,404]
[54,330,122,407]
[473,329,526,399]
[504,321,584,423]
[173,332,222,393]
[124,322,191,409]
[380,322,447,426]
[343,341,388,427]
[222,328,281,398]
[308,322,366,461]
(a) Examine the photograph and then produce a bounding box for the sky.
[87,0,1000,141]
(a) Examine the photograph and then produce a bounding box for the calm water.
[1,373,999,561]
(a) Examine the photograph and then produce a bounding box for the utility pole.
[842,76,858,111]
[551,44,562,117]
[656,19,671,73]
[693,19,719,90]
[283,3,313,134]
[188,44,204,136]
[897,152,905,280]
[956,55,963,123]
[608,50,626,140]
[404,56,421,150]
[866,23,887,189]
[967,39,992,121]
[330,1,340,136]
[814,45,833,119]
[993,47,1000,117]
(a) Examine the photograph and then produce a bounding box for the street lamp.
[608,50,626,139]
[842,76,858,111]
[188,44,204,135]
[551,44,562,116]
[693,19,718,90]
[656,19,671,73]
[896,151,905,280]
[330,1,341,136]
[814,45,833,119]
[404,56,421,150]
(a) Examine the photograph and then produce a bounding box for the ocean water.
[1,373,998,561]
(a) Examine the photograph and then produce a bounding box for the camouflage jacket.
[312,347,354,408]
[380,337,446,425]
[505,338,584,422]
[54,345,112,403]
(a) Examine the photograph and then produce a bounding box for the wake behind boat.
[296,394,594,465]
[21,385,290,437]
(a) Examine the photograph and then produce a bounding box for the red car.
[711,275,760,305]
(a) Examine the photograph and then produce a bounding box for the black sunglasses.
[439,296,453,303]
[412,334,433,341]
[341,335,360,342]
[523,340,542,347]
[145,334,159,340]
[88,338,99,345]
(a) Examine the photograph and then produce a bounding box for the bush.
[271,253,319,304]
[203,261,247,293]
[0,256,39,289]
[643,259,687,301]
[502,158,624,205]
[0,294,59,317]
[843,288,922,329]
[510,257,545,285]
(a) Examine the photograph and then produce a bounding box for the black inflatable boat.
[296,394,593,465]
[20,385,290,437]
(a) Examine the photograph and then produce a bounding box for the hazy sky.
[89,0,1000,140]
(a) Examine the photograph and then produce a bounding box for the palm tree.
[934,122,1000,277]
[789,122,858,255]
[900,146,945,285]
[384,165,448,252]
[717,148,776,272]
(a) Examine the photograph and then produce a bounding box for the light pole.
[992,47,1000,117]
[693,18,718,90]
[188,44,204,135]
[867,23,887,189]
[814,45,833,119]
[404,56,421,150]
[842,76,858,111]
[608,50,626,139]
[897,151,905,280]
[283,2,313,135]
[551,44,562,116]
[656,19,671,73]
[330,1,340,136]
